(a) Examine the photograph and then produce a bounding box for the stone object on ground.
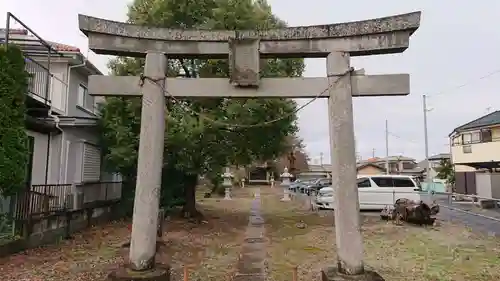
[280,167,292,201]
[295,221,307,229]
[107,264,171,281]
[224,187,232,200]
[321,267,385,281]
[222,167,234,187]
[380,198,438,226]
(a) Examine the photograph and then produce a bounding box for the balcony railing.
[24,56,68,113]
[25,57,51,103]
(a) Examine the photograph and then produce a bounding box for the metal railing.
[14,184,73,219]
[25,57,51,103]
[12,181,123,220]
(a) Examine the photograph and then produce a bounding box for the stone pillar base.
[107,264,171,281]
[321,267,385,281]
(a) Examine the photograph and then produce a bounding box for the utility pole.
[385,120,389,174]
[423,94,431,186]
[372,148,375,158]
[319,152,324,166]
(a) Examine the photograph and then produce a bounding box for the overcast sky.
[2,0,500,164]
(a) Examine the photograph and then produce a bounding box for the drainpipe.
[46,109,62,185]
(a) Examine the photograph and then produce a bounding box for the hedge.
[0,44,29,196]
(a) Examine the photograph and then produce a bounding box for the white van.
[315,175,431,210]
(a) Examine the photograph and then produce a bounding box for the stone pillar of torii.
[79,11,420,280]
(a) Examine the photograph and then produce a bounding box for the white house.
[2,28,120,195]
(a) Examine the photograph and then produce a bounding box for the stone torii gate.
[79,11,420,281]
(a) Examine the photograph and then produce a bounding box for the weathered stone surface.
[244,237,266,243]
[80,12,420,57]
[229,38,260,87]
[88,75,410,98]
[321,267,385,281]
[249,215,264,226]
[107,264,171,281]
[245,226,264,239]
[235,196,267,279]
[79,12,420,41]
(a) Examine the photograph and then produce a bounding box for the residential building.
[306,163,386,176]
[361,156,420,176]
[1,28,119,200]
[356,163,386,175]
[449,110,500,195]
[416,153,451,180]
[450,110,500,170]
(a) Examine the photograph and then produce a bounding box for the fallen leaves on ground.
[260,188,500,281]
[0,187,251,281]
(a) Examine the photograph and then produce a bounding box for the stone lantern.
[280,167,292,201]
[223,167,233,200]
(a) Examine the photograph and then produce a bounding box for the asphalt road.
[436,200,500,236]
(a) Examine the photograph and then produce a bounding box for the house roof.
[1,28,101,75]
[0,28,80,52]
[360,155,416,164]
[450,110,500,135]
[428,153,451,161]
[357,162,386,171]
[308,163,386,172]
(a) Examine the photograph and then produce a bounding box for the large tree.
[99,0,305,217]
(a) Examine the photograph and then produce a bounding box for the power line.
[428,68,500,98]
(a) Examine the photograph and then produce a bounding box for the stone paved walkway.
[233,189,267,281]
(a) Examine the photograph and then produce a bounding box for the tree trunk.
[181,174,204,220]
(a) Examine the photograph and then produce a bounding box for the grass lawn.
[260,187,500,281]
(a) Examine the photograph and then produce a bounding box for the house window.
[82,143,101,182]
[402,162,414,170]
[462,133,472,144]
[471,132,480,143]
[77,84,86,107]
[463,145,472,154]
[481,129,492,142]
[452,136,461,146]
[77,84,95,113]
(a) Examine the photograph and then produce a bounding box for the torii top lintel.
[78,11,421,58]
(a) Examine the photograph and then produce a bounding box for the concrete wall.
[26,127,101,186]
[0,202,123,258]
[67,68,97,118]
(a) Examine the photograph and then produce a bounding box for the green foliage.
[99,0,305,211]
[0,45,29,196]
[436,158,455,185]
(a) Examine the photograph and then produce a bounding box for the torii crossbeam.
[79,11,421,281]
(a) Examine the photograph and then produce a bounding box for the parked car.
[299,178,332,195]
[288,179,316,193]
[315,174,429,210]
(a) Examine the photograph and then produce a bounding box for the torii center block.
[229,38,260,87]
